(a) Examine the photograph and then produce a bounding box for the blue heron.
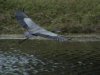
[15,11,71,42]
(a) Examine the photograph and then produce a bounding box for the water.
[0,50,66,75]
[0,40,100,75]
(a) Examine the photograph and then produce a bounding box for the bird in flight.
[15,11,71,42]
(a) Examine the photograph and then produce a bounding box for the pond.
[0,40,100,75]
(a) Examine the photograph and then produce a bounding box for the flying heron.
[15,11,71,42]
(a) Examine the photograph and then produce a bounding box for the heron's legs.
[18,37,29,44]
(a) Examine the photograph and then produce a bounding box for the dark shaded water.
[0,40,100,75]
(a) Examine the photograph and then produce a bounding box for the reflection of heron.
[16,11,71,42]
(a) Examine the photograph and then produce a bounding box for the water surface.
[0,40,100,75]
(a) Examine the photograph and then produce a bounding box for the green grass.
[0,0,100,34]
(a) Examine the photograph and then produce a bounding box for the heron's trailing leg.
[18,31,33,44]
[18,37,29,44]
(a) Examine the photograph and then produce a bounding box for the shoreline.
[0,34,100,42]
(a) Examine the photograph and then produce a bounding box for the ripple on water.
[0,50,65,75]
[0,49,95,75]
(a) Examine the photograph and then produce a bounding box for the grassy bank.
[0,0,100,34]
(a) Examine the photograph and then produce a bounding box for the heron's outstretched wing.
[24,18,68,41]
[16,11,70,41]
